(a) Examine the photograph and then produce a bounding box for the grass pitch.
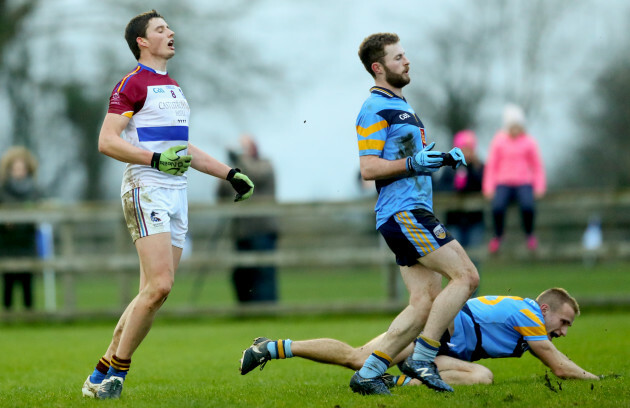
[0,311,628,408]
[1,260,629,406]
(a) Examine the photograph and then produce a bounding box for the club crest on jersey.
[433,224,446,239]
[150,211,162,224]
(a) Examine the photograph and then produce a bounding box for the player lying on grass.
[239,288,599,386]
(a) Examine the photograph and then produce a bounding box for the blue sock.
[89,357,110,384]
[89,369,107,384]
[358,351,391,379]
[412,336,439,362]
[267,339,293,359]
[106,365,129,380]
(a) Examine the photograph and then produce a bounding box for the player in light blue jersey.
[348,33,478,395]
[239,288,599,385]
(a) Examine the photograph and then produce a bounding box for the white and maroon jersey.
[108,63,191,196]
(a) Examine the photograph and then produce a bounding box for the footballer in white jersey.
[108,63,190,196]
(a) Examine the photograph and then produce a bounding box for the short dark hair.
[125,9,163,60]
[358,33,400,78]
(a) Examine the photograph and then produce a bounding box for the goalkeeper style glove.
[407,142,444,173]
[227,168,254,202]
[440,147,467,169]
[150,145,192,176]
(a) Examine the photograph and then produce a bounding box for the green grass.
[2,261,629,406]
[0,313,628,407]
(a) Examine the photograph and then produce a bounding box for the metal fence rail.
[1,189,629,321]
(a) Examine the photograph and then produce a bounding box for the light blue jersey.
[445,296,548,362]
[356,87,433,228]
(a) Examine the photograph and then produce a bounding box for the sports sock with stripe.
[412,334,440,362]
[267,339,293,359]
[106,355,131,380]
[358,351,391,379]
[89,356,110,384]
[391,374,412,386]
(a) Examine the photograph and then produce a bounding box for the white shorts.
[121,186,188,248]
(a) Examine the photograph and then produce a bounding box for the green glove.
[150,145,192,176]
[226,168,254,202]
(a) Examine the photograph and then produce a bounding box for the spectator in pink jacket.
[482,104,546,253]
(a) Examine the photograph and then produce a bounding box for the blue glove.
[447,147,467,169]
[408,142,443,173]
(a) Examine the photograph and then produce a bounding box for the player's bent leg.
[418,241,479,342]
[435,355,493,385]
[377,266,441,358]
[399,246,476,392]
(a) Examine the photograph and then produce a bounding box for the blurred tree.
[61,84,107,201]
[1,0,278,201]
[407,0,569,144]
[560,55,630,189]
[0,0,39,149]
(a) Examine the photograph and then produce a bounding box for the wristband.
[150,152,161,169]
[226,168,241,180]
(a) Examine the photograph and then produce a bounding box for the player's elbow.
[98,136,112,156]
[360,167,376,181]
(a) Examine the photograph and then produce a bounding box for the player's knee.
[154,282,173,300]
[409,292,433,310]
[457,263,479,294]
[474,366,493,384]
[145,280,173,304]
[349,348,366,370]
[467,267,480,292]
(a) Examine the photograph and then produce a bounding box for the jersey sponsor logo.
[433,224,446,239]
[152,87,166,93]
[420,128,427,146]
[379,109,417,126]
[158,101,190,110]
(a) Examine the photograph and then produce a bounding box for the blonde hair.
[0,146,38,184]
[536,288,580,316]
